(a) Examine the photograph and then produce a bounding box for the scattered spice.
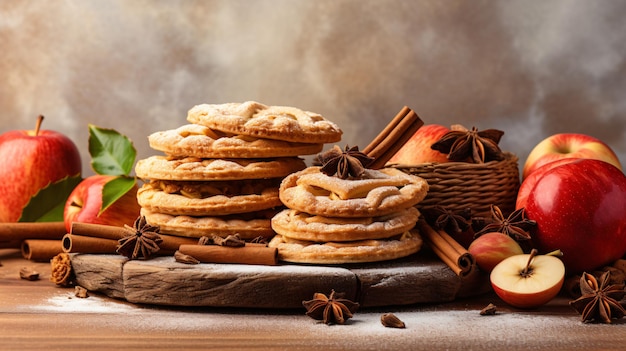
[198,234,245,247]
[19,267,40,281]
[569,271,626,323]
[474,205,536,241]
[74,285,89,298]
[423,206,472,235]
[318,145,374,179]
[50,252,74,286]
[249,236,268,245]
[116,216,163,260]
[174,250,200,264]
[431,125,504,163]
[302,290,359,325]
[480,303,498,316]
[381,313,406,328]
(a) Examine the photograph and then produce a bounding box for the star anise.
[302,290,359,325]
[422,206,472,235]
[116,216,163,259]
[431,125,504,163]
[317,145,374,179]
[569,271,626,323]
[474,205,536,241]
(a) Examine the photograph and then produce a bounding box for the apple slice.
[490,249,565,309]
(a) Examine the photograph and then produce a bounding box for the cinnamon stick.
[70,222,197,253]
[0,240,22,249]
[21,239,64,262]
[0,222,67,241]
[416,219,475,276]
[158,235,199,253]
[177,244,277,265]
[363,106,411,155]
[70,222,126,241]
[364,106,424,169]
[62,234,119,254]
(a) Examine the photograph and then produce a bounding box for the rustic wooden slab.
[70,250,490,308]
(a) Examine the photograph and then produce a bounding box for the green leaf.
[89,124,137,176]
[19,174,82,222]
[100,175,137,215]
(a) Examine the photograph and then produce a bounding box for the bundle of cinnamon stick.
[2,220,278,265]
[0,222,66,261]
[363,106,424,169]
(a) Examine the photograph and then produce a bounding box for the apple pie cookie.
[268,230,423,264]
[141,208,277,239]
[137,178,283,216]
[187,101,343,144]
[279,166,429,218]
[148,124,323,158]
[135,155,306,181]
[271,207,420,242]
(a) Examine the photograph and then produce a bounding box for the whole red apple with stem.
[490,249,565,309]
[64,175,141,232]
[388,124,450,164]
[522,133,622,179]
[0,115,81,222]
[524,158,626,274]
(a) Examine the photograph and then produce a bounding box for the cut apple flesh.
[490,254,565,308]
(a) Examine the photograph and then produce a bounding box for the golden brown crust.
[187,102,342,144]
[135,155,306,181]
[279,167,429,218]
[141,209,276,239]
[137,179,282,216]
[271,207,420,242]
[268,230,423,264]
[149,124,323,158]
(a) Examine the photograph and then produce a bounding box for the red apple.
[515,158,579,210]
[0,116,81,222]
[522,133,622,179]
[64,175,141,232]
[525,159,626,274]
[490,250,565,309]
[468,232,524,273]
[388,124,450,165]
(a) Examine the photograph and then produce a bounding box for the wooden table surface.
[2,248,625,351]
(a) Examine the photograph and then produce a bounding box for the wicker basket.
[393,152,521,219]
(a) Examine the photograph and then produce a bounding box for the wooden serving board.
[70,250,490,309]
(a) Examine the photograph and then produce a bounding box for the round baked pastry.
[187,101,343,144]
[149,124,323,158]
[137,178,283,216]
[268,230,423,264]
[271,207,420,242]
[279,166,429,218]
[135,155,306,181]
[141,209,276,239]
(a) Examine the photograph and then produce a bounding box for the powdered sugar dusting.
[21,291,140,314]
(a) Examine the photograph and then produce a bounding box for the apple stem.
[35,115,44,136]
[521,248,538,277]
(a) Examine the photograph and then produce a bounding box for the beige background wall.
[1,1,625,176]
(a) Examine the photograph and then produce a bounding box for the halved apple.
[490,250,565,309]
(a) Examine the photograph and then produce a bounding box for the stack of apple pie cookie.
[269,145,430,264]
[134,101,342,241]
